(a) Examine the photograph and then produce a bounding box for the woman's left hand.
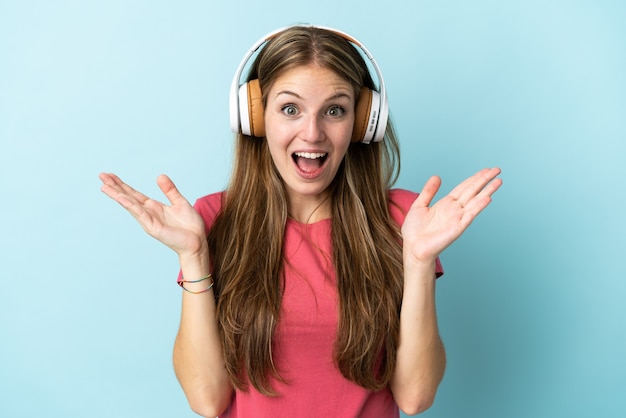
[401,167,502,267]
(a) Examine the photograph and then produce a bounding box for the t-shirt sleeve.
[176,191,224,283]
[193,191,225,235]
[388,189,444,278]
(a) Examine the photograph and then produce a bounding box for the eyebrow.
[274,90,353,102]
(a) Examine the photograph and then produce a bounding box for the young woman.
[100,25,502,417]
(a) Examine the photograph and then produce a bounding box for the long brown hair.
[208,26,404,395]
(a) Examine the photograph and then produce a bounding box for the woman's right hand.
[99,173,207,257]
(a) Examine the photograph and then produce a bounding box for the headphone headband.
[229,25,388,144]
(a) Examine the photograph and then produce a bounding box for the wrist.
[178,242,211,269]
[179,273,214,294]
[178,243,214,295]
[403,252,437,279]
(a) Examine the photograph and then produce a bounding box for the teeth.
[294,152,327,159]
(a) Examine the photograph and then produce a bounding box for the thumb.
[412,176,442,209]
[156,174,188,206]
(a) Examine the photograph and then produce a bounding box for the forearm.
[390,259,446,415]
[173,248,233,417]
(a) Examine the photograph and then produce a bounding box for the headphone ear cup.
[237,79,265,137]
[352,87,379,143]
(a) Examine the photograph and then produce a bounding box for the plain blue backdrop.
[1,1,624,417]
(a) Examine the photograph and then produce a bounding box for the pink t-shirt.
[190,189,443,417]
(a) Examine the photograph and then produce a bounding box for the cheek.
[265,131,291,167]
[264,117,284,148]
[337,123,355,152]
[340,114,355,143]
[265,139,282,164]
[337,142,351,161]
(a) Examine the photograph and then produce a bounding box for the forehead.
[269,64,354,96]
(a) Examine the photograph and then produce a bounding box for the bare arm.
[99,173,233,416]
[174,248,233,417]
[391,260,445,415]
[390,168,502,415]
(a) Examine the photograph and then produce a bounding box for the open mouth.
[292,152,328,173]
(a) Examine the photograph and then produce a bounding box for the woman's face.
[264,64,355,218]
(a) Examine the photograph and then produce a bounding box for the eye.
[281,104,298,116]
[326,105,345,117]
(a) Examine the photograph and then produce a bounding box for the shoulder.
[388,188,418,224]
[388,188,418,209]
[193,191,226,232]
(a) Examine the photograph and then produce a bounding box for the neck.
[287,194,331,224]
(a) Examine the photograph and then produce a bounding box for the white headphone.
[228,25,389,144]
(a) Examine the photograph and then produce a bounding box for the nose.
[299,114,325,143]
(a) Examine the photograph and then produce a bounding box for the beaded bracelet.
[178,274,214,294]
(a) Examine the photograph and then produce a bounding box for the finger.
[452,167,501,206]
[99,172,113,184]
[412,176,442,209]
[103,172,152,205]
[99,172,152,213]
[100,182,142,213]
[447,168,491,200]
[100,172,131,190]
[460,177,503,225]
[99,173,129,202]
[99,172,125,193]
[156,174,190,206]
[478,175,503,199]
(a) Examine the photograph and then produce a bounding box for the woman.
[100,25,502,417]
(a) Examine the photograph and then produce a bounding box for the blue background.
[1,1,624,417]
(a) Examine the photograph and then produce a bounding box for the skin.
[99,62,502,415]
[264,63,355,222]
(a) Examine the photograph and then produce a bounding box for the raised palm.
[99,173,206,256]
[401,168,502,265]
